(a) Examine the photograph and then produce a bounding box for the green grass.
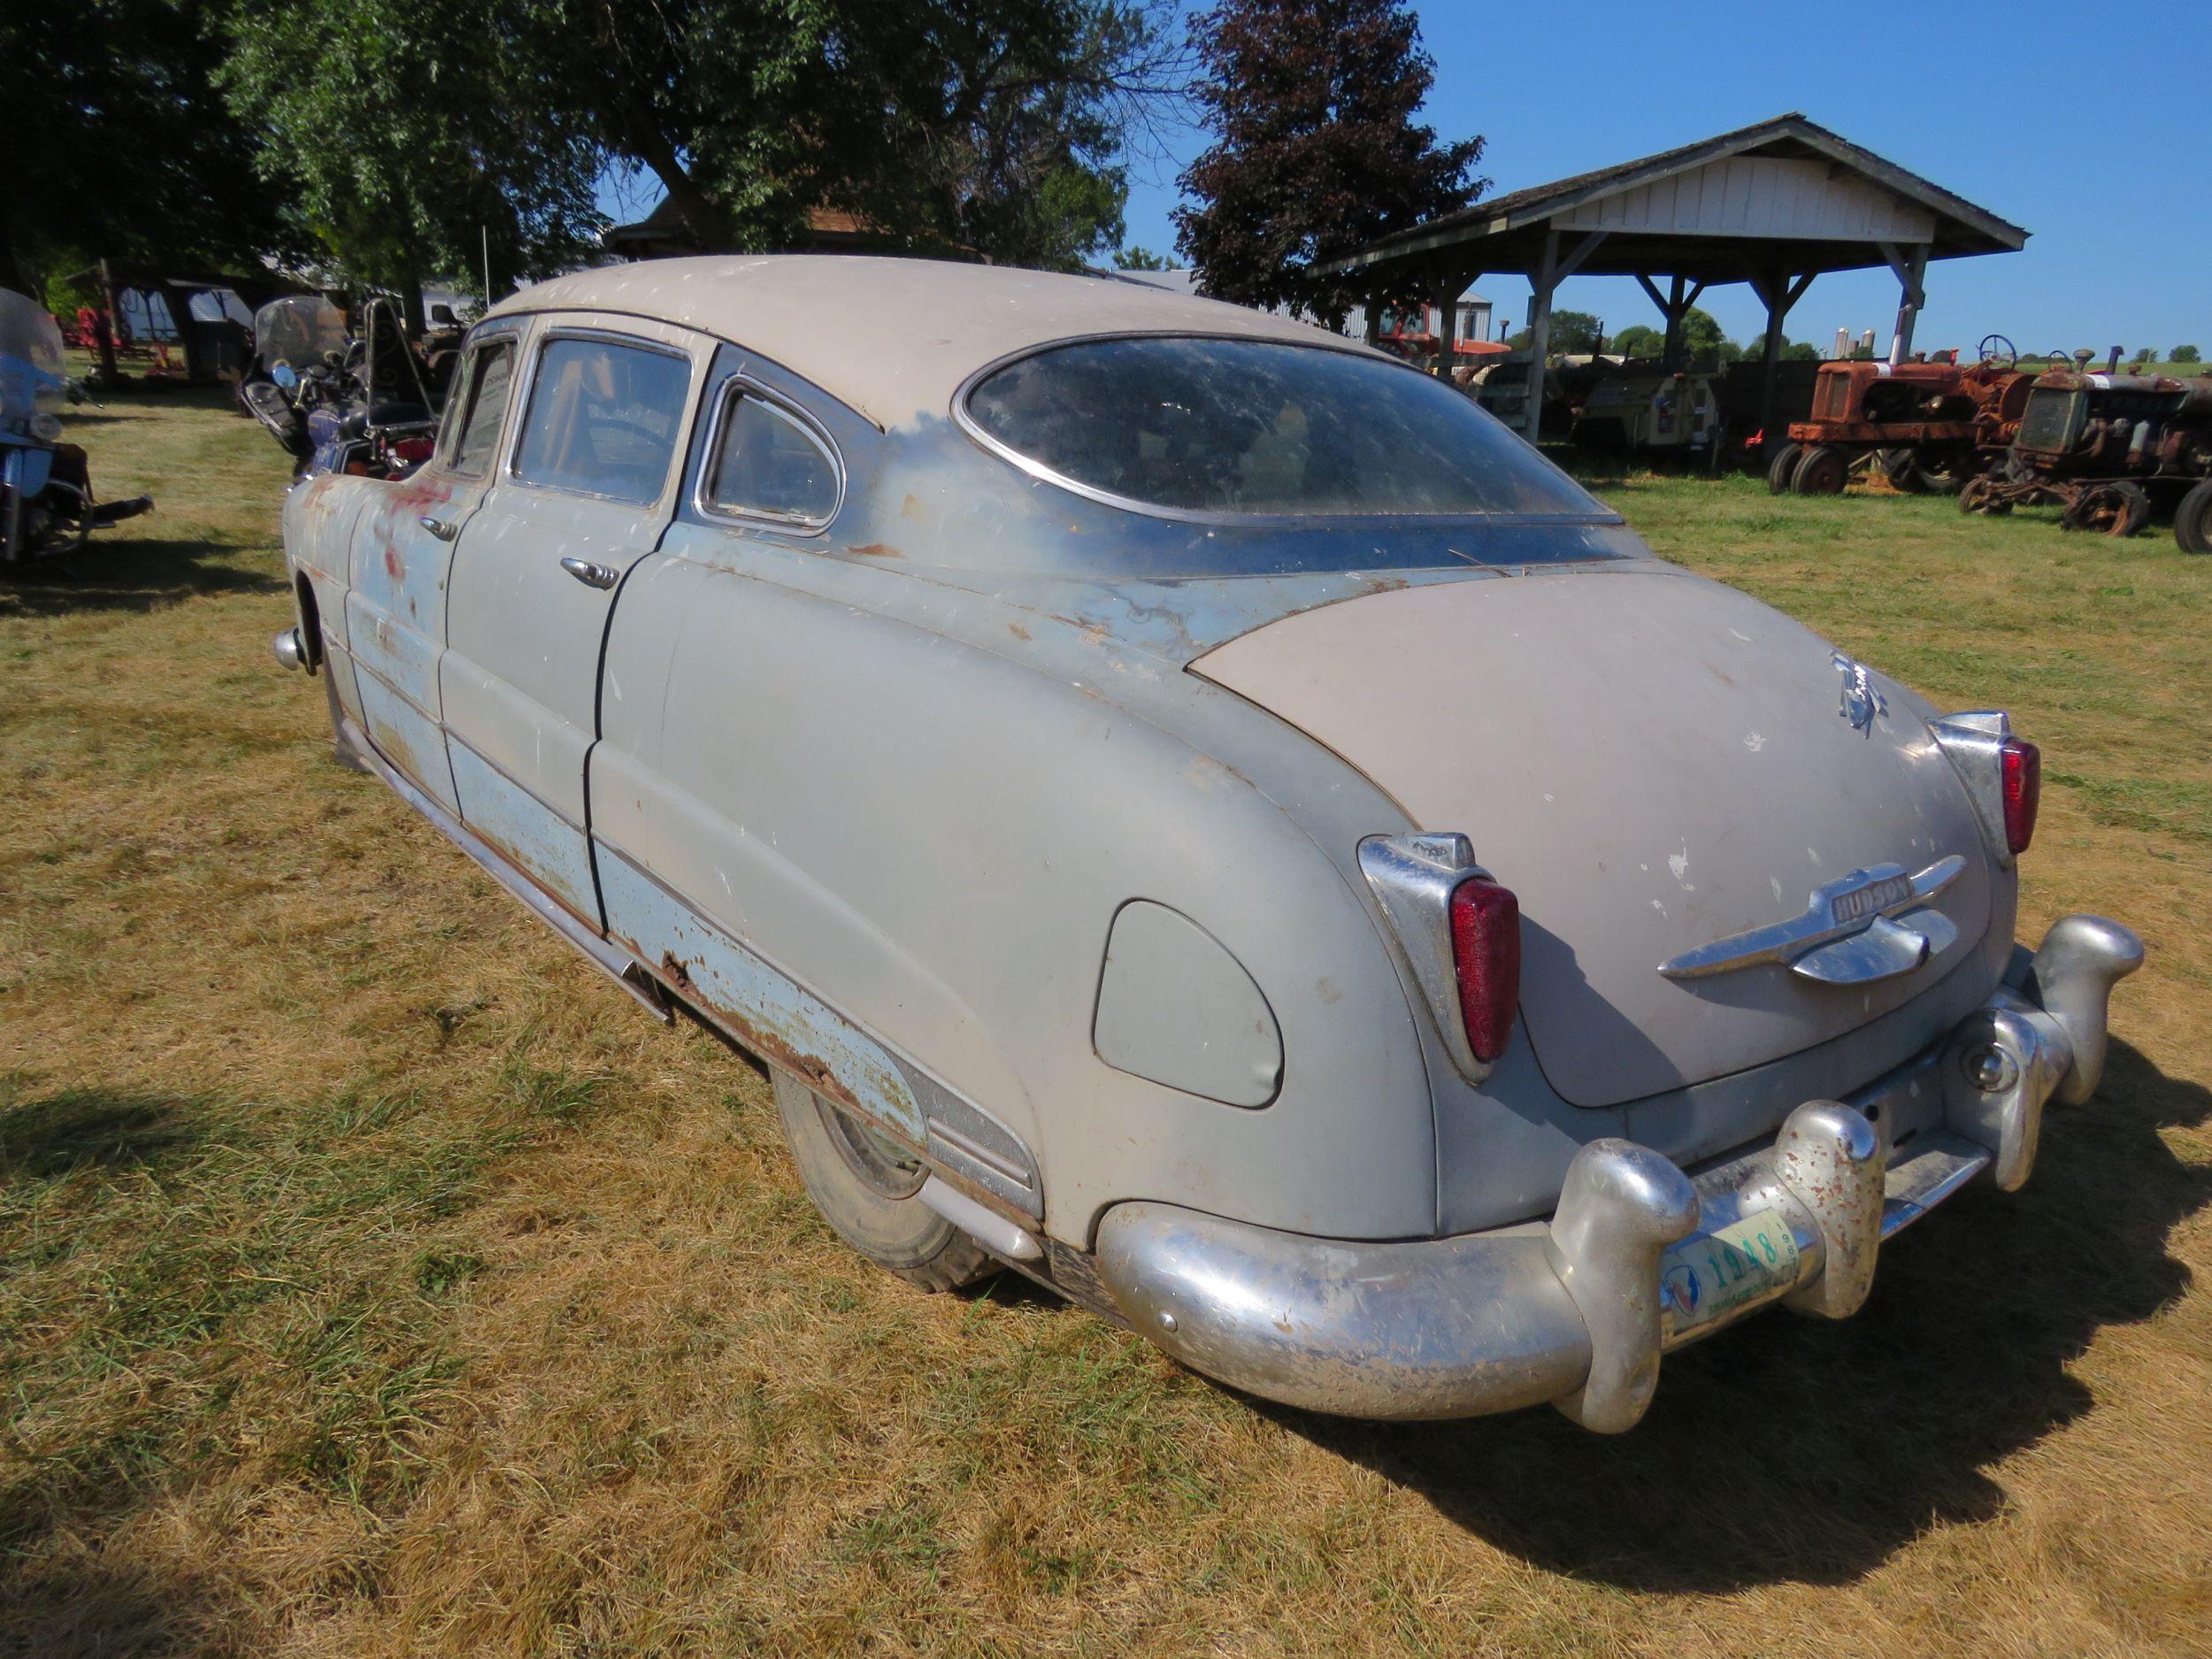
[0,391,2207,1657]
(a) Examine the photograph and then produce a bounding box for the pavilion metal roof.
[1326,114,2028,285]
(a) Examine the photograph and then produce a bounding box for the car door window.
[448,341,515,476]
[511,335,691,504]
[701,387,841,526]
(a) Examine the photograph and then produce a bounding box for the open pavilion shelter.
[1326,114,2029,441]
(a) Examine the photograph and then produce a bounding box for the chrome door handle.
[560,557,620,590]
[419,515,457,541]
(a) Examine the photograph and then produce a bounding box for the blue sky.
[1117,0,2212,357]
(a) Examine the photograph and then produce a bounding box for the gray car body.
[279,257,2020,1267]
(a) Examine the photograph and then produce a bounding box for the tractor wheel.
[1791,444,1848,496]
[1879,449,1929,494]
[2173,478,2212,555]
[1959,476,2012,516]
[772,1068,995,1292]
[1765,442,1803,495]
[2061,480,2152,537]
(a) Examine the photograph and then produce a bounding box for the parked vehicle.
[271,257,2142,1431]
[1571,365,1723,455]
[0,288,151,561]
[239,295,439,479]
[1962,368,2212,549]
[1774,338,2034,497]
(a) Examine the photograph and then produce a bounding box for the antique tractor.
[1769,335,2032,496]
[1960,369,2212,550]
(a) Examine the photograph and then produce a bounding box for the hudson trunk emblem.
[1657,854,1967,984]
[1833,652,1887,735]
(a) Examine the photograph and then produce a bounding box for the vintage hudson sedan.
[272,257,2142,1432]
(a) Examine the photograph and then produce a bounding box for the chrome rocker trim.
[1094,915,2143,1432]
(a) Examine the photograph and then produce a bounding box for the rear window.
[513,335,691,503]
[963,335,1604,518]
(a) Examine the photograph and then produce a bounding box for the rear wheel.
[1878,448,1927,493]
[1765,442,1803,495]
[772,1068,994,1292]
[1791,443,1848,495]
[2061,480,2151,537]
[2174,478,2212,554]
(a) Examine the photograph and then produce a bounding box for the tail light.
[2001,738,2039,855]
[1357,833,1523,1081]
[1448,877,1522,1064]
[1928,711,2038,868]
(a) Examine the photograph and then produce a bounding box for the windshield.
[254,296,348,369]
[962,334,1609,520]
[0,288,65,431]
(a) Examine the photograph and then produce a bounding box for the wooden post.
[1752,270,1816,456]
[1522,231,1559,439]
[1879,242,1929,365]
[1434,281,1458,379]
[1362,296,1382,349]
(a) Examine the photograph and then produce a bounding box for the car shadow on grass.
[0,535,286,618]
[0,1559,217,1659]
[1272,1036,2208,1591]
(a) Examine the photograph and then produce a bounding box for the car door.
[440,317,710,925]
[344,323,521,811]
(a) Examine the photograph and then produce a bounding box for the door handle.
[419,515,457,541]
[560,557,620,590]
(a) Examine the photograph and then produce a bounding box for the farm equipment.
[1960,370,2212,552]
[1770,335,2032,496]
[1571,366,1723,455]
[0,288,152,562]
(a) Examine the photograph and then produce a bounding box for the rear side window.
[512,335,691,503]
[963,335,1605,519]
[701,387,841,526]
[447,341,514,475]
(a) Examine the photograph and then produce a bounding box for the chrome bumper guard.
[1094,916,2143,1432]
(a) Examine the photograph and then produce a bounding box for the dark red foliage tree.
[1172,0,1485,326]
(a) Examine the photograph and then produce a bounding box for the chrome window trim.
[950,329,1625,530]
[692,373,846,536]
[504,326,695,507]
[441,326,524,477]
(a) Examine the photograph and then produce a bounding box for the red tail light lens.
[1448,876,1522,1064]
[2001,738,2040,856]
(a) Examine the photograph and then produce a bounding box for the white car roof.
[486,255,1365,430]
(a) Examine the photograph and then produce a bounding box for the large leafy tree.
[220,0,605,321]
[0,0,293,296]
[1172,0,1485,326]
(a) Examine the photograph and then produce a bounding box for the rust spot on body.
[1007,621,1032,641]
[900,493,930,521]
[849,542,901,558]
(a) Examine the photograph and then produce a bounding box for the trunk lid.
[1190,565,1993,1108]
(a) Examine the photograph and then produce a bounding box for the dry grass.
[1,391,2206,1658]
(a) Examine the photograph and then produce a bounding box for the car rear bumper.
[1093,915,2143,1432]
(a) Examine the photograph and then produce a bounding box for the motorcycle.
[239,294,439,480]
[1,288,152,562]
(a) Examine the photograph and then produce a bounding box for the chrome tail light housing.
[1928,710,2039,866]
[1359,833,1523,1082]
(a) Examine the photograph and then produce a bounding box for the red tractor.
[1769,335,2033,497]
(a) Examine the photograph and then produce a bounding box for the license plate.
[1660,1210,1802,1331]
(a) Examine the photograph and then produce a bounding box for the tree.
[1612,324,1664,359]
[2172,344,2200,364]
[219,1,1183,297]
[1507,310,1602,356]
[1115,245,1175,269]
[221,0,604,322]
[1,0,294,296]
[1173,0,1486,327]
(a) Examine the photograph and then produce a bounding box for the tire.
[2060,480,2152,537]
[772,1068,994,1292]
[1878,448,1928,494]
[1791,443,1848,495]
[2174,478,2212,554]
[1765,442,1803,495]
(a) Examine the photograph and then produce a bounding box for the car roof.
[484,255,1370,430]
